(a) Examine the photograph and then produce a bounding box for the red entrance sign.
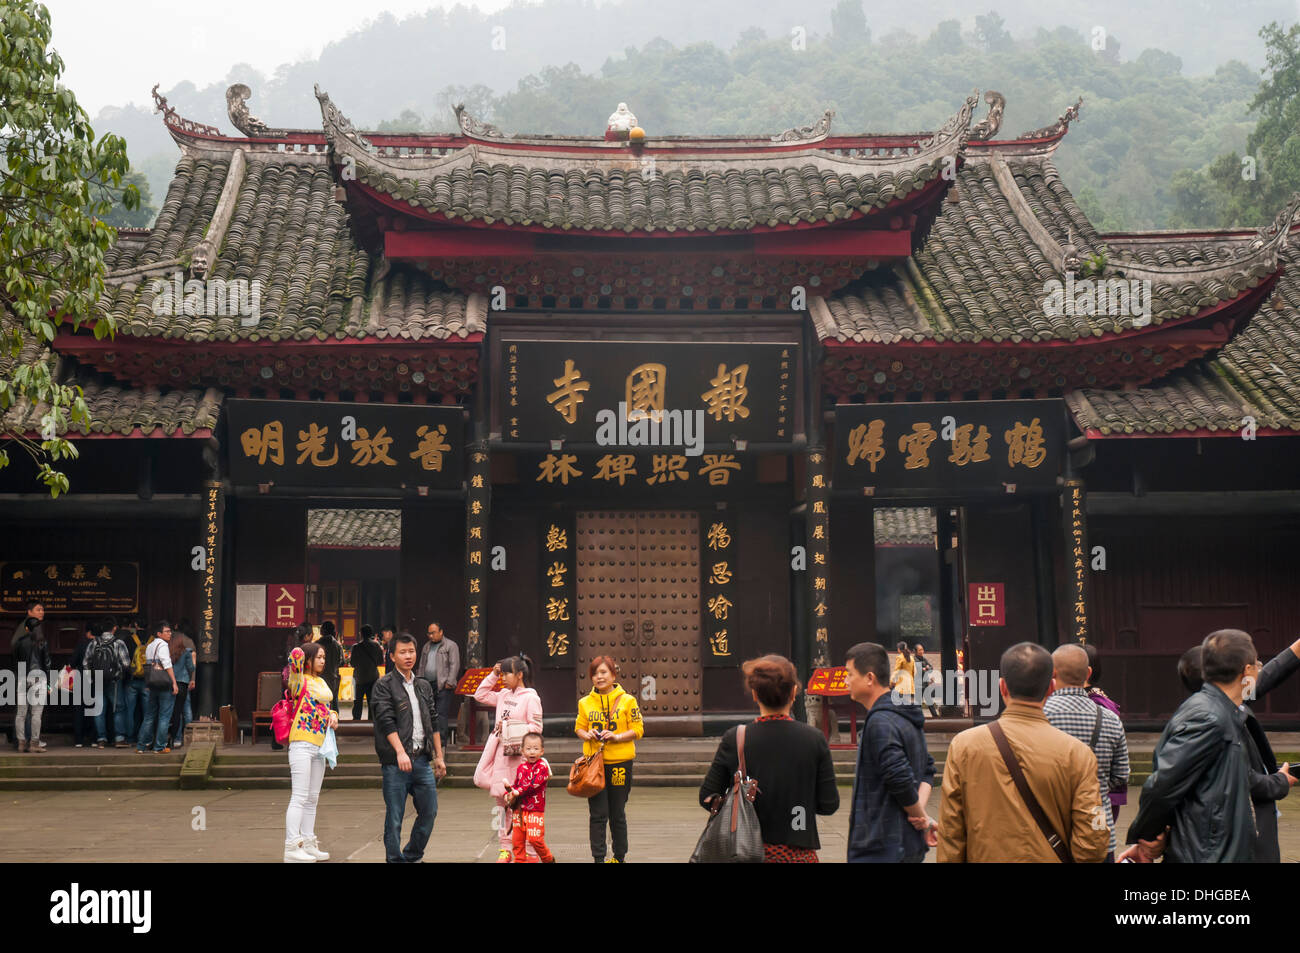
[267,584,305,628]
[456,667,493,696]
[968,583,1005,626]
[806,666,850,696]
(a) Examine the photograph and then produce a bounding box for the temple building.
[3,85,1298,730]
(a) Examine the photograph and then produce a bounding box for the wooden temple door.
[576,510,702,730]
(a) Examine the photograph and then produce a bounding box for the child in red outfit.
[503,732,554,863]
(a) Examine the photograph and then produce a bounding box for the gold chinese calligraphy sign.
[833,400,1064,495]
[227,399,463,490]
[539,512,577,669]
[700,513,739,667]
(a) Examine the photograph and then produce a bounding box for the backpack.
[129,634,147,678]
[90,638,123,682]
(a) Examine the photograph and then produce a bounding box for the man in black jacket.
[12,607,52,753]
[349,626,383,721]
[1123,629,1258,863]
[1175,637,1300,862]
[844,642,937,862]
[371,632,446,862]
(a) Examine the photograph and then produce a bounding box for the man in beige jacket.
[938,642,1110,863]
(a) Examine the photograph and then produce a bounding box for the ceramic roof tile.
[98,156,481,343]
[821,157,1283,345]
[306,508,402,549]
[874,507,936,546]
[1068,244,1300,434]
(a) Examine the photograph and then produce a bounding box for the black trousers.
[588,760,634,860]
[168,683,190,744]
[353,680,376,721]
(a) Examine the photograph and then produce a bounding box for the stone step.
[0,762,181,779]
[0,776,179,791]
[0,753,185,767]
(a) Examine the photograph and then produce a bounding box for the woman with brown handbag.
[699,655,839,862]
[574,656,644,863]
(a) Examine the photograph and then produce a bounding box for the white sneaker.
[283,839,316,863]
[302,836,330,861]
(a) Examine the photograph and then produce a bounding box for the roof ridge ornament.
[916,91,979,153]
[1248,191,1300,256]
[1019,96,1083,141]
[314,84,373,152]
[771,109,835,143]
[607,102,638,132]
[150,83,221,137]
[454,103,504,139]
[226,83,286,138]
[1108,192,1300,284]
[969,91,1005,141]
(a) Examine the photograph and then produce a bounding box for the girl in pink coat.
[474,655,543,863]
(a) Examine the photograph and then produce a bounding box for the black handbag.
[145,647,172,691]
[690,724,763,863]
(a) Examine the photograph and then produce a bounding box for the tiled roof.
[321,88,978,235]
[1,356,221,438]
[307,508,402,549]
[1068,243,1300,435]
[352,154,947,233]
[96,154,484,342]
[815,157,1283,344]
[874,507,936,546]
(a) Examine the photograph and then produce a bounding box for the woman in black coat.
[700,654,839,862]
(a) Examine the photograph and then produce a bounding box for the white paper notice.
[235,584,267,626]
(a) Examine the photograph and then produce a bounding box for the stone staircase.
[3,734,1278,791]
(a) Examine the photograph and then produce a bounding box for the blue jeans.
[137,686,176,751]
[381,757,438,862]
[93,680,117,741]
[114,678,144,742]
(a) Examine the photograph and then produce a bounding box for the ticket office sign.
[1,562,139,614]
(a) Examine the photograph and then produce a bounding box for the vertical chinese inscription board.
[834,400,1064,493]
[701,513,738,667]
[1064,479,1090,643]
[540,513,576,668]
[465,448,490,665]
[198,481,224,663]
[806,449,831,666]
[228,399,462,488]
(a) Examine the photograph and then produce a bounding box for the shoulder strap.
[729,724,748,836]
[1089,706,1104,750]
[736,724,747,781]
[987,721,1073,863]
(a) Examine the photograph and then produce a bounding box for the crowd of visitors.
[7,603,198,753]
[8,599,1292,865]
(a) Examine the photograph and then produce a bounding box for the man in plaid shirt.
[1044,644,1130,859]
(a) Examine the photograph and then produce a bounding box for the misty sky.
[46,0,513,114]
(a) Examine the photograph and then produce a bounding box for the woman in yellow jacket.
[575,656,644,863]
[891,641,916,702]
[284,642,337,863]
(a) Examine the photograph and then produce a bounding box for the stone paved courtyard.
[5,783,1300,862]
